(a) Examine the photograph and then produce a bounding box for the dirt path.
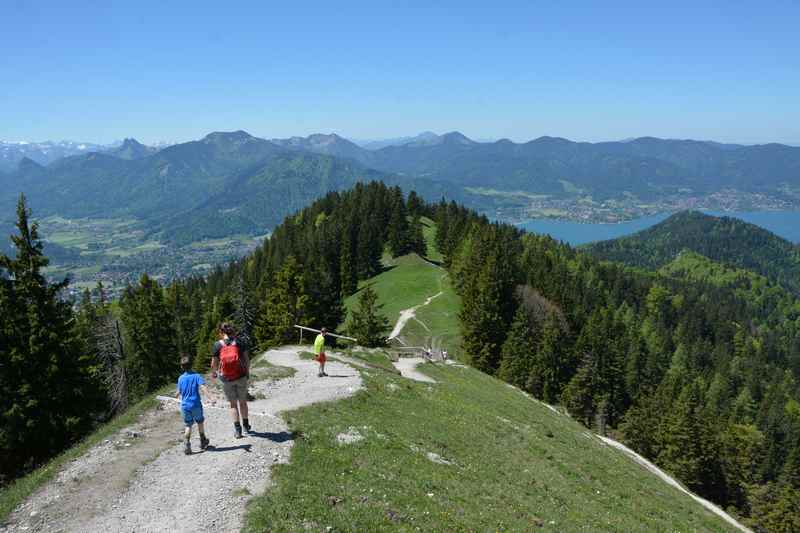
[596,436,751,533]
[1,347,362,533]
[393,357,437,383]
[388,291,443,340]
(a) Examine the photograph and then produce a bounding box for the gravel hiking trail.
[2,347,362,533]
[392,357,437,383]
[387,291,443,340]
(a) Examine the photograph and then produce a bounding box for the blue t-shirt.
[177,371,205,409]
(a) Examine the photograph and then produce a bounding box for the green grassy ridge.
[344,253,443,328]
[0,386,172,523]
[342,218,462,353]
[244,359,735,531]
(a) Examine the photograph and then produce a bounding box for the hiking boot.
[318,371,324,377]
[199,435,210,450]
[243,422,252,435]
[322,372,328,377]
[234,425,243,439]
[184,439,192,455]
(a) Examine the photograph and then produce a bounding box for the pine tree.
[165,282,196,358]
[339,222,358,296]
[119,273,178,398]
[357,212,383,278]
[387,193,410,257]
[254,256,309,348]
[346,286,390,347]
[233,271,256,348]
[532,310,569,403]
[497,306,537,389]
[408,215,427,257]
[657,380,725,501]
[406,190,423,217]
[0,195,103,482]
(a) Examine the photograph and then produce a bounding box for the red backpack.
[219,339,245,380]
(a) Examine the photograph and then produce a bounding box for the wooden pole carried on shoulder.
[294,324,357,343]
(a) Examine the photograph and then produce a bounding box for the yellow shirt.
[314,333,325,354]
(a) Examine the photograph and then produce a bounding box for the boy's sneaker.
[243,423,252,435]
[234,425,243,439]
[318,371,324,377]
[322,372,328,377]
[199,435,210,450]
[184,440,192,455]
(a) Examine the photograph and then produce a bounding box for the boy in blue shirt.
[176,356,210,455]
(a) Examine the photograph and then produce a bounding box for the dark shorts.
[182,405,204,427]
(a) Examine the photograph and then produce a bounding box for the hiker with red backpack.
[211,323,252,438]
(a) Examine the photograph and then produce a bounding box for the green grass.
[344,254,444,328]
[244,361,735,532]
[252,357,297,380]
[341,349,399,374]
[0,386,171,523]
[406,274,462,358]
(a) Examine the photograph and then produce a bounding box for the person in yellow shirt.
[314,327,327,377]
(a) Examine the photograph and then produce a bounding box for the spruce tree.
[233,271,256,348]
[532,310,569,403]
[254,256,309,348]
[497,306,537,389]
[387,196,410,257]
[657,380,724,500]
[346,286,390,347]
[0,195,102,482]
[408,215,427,257]
[119,274,178,398]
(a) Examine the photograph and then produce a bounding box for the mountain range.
[0,138,170,172]
[2,129,800,245]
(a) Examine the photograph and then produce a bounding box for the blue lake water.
[517,211,800,246]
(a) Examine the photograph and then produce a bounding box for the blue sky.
[1,1,798,145]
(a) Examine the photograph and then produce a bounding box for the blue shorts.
[182,405,205,427]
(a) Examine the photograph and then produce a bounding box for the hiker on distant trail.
[176,355,210,455]
[314,327,328,377]
[211,322,252,438]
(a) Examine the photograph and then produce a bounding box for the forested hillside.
[436,207,800,531]
[587,210,800,294]
[3,186,799,530]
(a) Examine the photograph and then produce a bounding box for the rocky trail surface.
[1,347,362,533]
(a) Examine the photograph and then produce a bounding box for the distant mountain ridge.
[0,138,167,171]
[354,131,441,150]
[585,210,800,294]
[4,129,800,247]
[0,130,462,245]
[269,132,800,200]
[0,140,109,172]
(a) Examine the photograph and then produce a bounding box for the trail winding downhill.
[1,347,362,533]
[387,291,443,340]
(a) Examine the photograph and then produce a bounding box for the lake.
[517,211,800,246]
